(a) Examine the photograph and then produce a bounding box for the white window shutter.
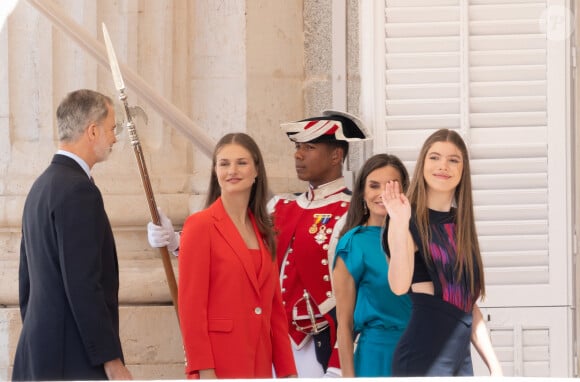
[472,307,573,377]
[360,0,574,376]
[379,0,572,306]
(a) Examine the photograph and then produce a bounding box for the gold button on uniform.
[255,307,262,314]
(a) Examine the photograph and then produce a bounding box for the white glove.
[147,209,180,253]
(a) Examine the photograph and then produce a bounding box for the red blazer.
[178,198,296,379]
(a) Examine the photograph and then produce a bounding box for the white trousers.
[293,338,325,378]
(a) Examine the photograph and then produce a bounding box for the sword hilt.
[303,289,319,334]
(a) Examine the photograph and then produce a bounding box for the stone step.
[0,305,184,380]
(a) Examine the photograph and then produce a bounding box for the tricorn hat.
[281,110,371,143]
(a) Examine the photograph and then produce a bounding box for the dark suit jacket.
[12,154,123,381]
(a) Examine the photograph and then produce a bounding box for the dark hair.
[57,89,113,142]
[407,128,485,300]
[326,140,349,161]
[340,154,408,237]
[205,133,276,258]
[305,140,348,163]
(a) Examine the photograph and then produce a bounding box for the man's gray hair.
[57,89,113,142]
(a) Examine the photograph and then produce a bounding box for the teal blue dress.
[334,225,411,377]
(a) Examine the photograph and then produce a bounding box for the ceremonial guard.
[268,111,370,377]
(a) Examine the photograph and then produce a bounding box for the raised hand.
[381,180,411,223]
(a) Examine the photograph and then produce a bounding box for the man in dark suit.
[12,89,132,381]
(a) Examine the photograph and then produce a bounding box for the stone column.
[246,0,305,193]
[302,0,367,179]
[0,0,306,379]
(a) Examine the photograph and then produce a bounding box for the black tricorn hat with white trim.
[281,110,371,143]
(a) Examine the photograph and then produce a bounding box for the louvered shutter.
[379,0,571,305]
[362,0,574,376]
[473,306,573,377]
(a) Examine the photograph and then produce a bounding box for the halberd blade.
[102,23,126,92]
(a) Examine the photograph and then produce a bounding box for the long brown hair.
[340,154,409,237]
[407,129,485,300]
[205,133,276,258]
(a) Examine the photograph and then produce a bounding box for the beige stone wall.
[0,0,195,377]
[303,0,369,177]
[246,0,305,193]
[0,0,368,378]
[0,0,307,379]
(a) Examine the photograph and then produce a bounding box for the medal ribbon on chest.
[309,213,333,244]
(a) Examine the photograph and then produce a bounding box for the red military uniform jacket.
[270,178,351,370]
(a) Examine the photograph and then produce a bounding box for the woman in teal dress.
[333,154,411,377]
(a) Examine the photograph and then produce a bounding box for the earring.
[363,201,368,215]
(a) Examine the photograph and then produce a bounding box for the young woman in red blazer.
[178,133,297,379]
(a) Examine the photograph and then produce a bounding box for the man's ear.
[331,147,343,164]
[86,123,97,141]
